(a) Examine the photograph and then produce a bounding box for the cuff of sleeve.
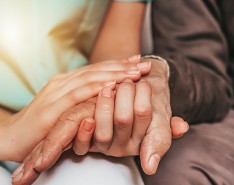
[141,55,170,80]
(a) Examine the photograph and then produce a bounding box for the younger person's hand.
[1,56,148,162]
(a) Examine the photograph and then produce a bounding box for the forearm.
[90,2,146,63]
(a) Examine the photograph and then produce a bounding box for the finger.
[132,80,152,143]
[12,143,42,185]
[69,54,150,76]
[44,81,116,124]
[73,118,95,155]
[140,115,172,175]
[71,60,151,77]
[54,70,142,100]
[14,101,96,185]
[171,117,189,138]
[35,102,96,172]
[72,70,142,87]
[112,80,135,146]
[140,79,172,175]
[94,87,115,151]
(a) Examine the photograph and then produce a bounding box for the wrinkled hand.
[12,57,188,184]
[10,55,150,184]
[139,57,176,175]
[11,99,97,185]
[12,94,188,185]
[73,79,189,157]
[7,56,145,162]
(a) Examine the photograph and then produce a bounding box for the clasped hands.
[10,55,188,185]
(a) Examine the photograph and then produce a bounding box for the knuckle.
[94,134,112,147]
[115,115,132,130]
[68,89,92,104]
[134,106,152,118]
[121,81,134,88]
[38,107,53,125]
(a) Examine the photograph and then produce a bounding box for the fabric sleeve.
[151,0,233,124]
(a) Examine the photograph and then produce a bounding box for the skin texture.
[10,1,190,184]
[11,93,188,185]
[10,56,189,185]
[90,1,179,175]
[0,56,149,162]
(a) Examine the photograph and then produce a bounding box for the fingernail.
[12,169,24,183]
[102,87,112,98]
[126,69,140,75]
[148,154,160,174]
[103,80,116,87]
[83,119,94,132]
[128,54,141,63]
[34,153,42,168]
[137,61,151,70]
[12,164,24,178]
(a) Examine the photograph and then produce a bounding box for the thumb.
[139,118,172,175]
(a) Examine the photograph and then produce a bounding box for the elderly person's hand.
[12,96,188,185]
[75,56,188,175]
[74,79,188,157]
[10,55,149,185]
[138,56,177,175]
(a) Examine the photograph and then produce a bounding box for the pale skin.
[0,57,187,185]
[0,1,189,185]
[0,57,147,162]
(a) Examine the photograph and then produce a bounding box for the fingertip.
[74,118,95,155]
[171,116,189,137]
[137,61,152,75]
[140,153,160,175]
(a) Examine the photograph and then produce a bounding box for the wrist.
[141,56,169,81]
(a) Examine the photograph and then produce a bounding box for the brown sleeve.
[151,0,233,123]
